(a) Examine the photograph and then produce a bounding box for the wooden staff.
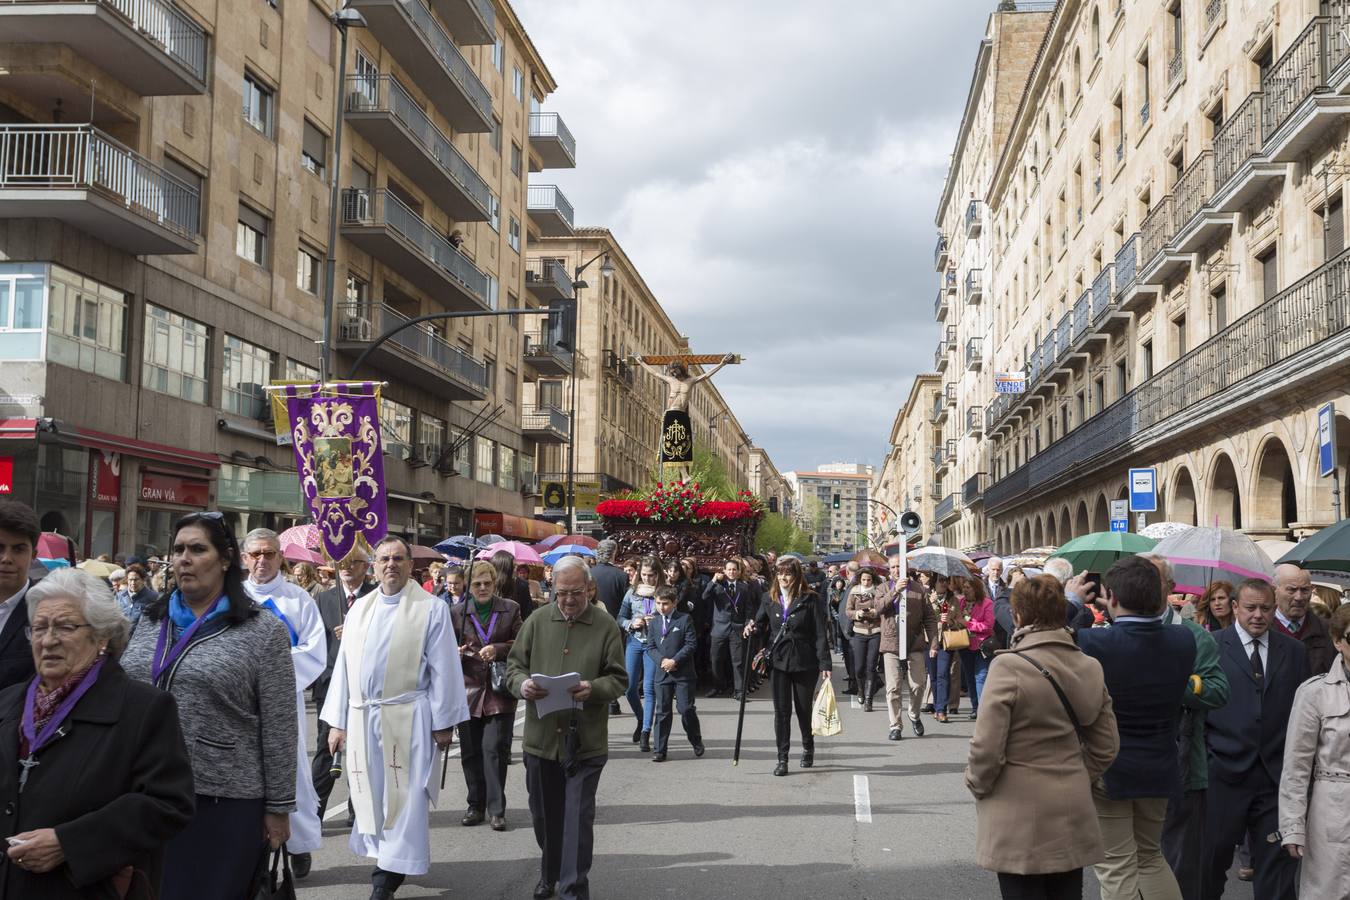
[732,635,754,766]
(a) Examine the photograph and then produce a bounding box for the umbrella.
[77,559,119,578]
[410,544,444,562]
[1139,521,1194,541]
[541,544,597,565]
[281,543,324,564]
[477,540,544,565]
[906,546,976,578]
[434,534,482,554]
[821,551,854,565]
[37,532,75,562]
[967,550,995,563]
[1153,526,1274,595]
[1276,519,1350,573]
[278,524,322,551]
[1051,532,1158,574]
[851,549,888,571]
[476,534,507,547]
[535,533,599,552]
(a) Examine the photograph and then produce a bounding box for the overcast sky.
[515,0,993,474]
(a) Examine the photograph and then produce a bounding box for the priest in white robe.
[242,528,329,876]
[322,535,469,900]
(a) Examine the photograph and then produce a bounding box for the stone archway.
[1209,452,1243,529]
[1044,512,1057,546]
[1252,437,1298,537]
[1031,516,1043,548]
[1092,493,1110,533]
[1059,505,1072,542]
[1075,500,1090,537]
[1169,466,1198,525]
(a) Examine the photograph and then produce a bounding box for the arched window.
[1091,7,1101,57]
[1073,48,1083,93]
[1058,81,1067,122]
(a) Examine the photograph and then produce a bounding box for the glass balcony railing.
[341,188,488,302]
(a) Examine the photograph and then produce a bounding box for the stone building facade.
[875,373,941,545]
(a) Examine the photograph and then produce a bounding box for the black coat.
[0,583,36,692]
[313,578,375,711]
[644,611,697,683]
[591,563,629,619]
[1206,625,1309,784]
[753,590,833,674]
[0,660,195,899]
[703,579,761,636]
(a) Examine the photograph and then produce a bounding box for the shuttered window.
[1326,195,1344,258]
[1258,246,1278,302]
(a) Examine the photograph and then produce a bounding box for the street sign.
[1318,403,1336,477]
[994,372,1027,394]
[1109,499,1129,532]
[0,457,10,494]
[1128,467,1157,512]
[542,482,565,510]
[1110,519,1128,532]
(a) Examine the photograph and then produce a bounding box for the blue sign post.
[1319,403,1341,521]
[1128,468,1157,513]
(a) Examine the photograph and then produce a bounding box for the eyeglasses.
[375,555,408,565]
[245,550,279,561]
[26,623,93,641]
[555,589,588,600]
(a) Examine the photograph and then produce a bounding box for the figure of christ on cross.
[631,353,739,480]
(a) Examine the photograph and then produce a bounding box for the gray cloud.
[516,0,992,471]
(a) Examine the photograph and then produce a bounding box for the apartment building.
[748,446,793,517]
[528,228,752,528]
[875,373,941,545]
[0,0,576,556]
[938,0,1350,554]
[930,2,1052,552]
[788,468,871,553]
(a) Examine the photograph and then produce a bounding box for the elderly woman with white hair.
[0,568,195,899]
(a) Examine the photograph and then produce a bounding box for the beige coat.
[1278,654,1350,900]
[965,627,1119,874]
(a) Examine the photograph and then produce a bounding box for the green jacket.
[1177,618,1229,791]
[506,602,628,762]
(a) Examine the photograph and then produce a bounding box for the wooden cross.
[389,745,403,789]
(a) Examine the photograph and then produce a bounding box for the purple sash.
[150,612,212,684]
[22,657,106,755]
[469,608,500,645]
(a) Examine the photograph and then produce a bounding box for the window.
[307,2,332,61]
[484,356,496,394]
[162,157,204,234]
[1112,92,1125,161]
[379,396,413,460]
[1073,49,1082,94]
[498,445,516,491]
[285,358,319,382]
[475,436,496,483]
[1092,377,1105,413]
[1141,340,1154,379]
[1091,6,1101,57]
[354,52,379,104]
[504,367,517,405]
[419,413,446,453]
[45,265,127,379]
[346,273,370,315]
[243,72,274,137]
[512,66,525,102]
[143,304,209,403]
[1211,284,1228,331]
[237,204,270,267]
[1168,2,1183,75]
[1138,49,1151,124]
[301,120,327,178]
[450,428,472,477]
[222,334,274,418]
[1258,245,1278,301]
[1174,314,1188,356]
[492,36,505,74]
[1115,360,1128,396]
[0,263,46,361]
[508,216,520,252]
[488,193,500,232]
[1076,391,1087,423]
[506,292,519,327]
[510,142,522,177]
[485,274,499,310]
[296,246,321,294]
[1323,195,1344,259]
[490,117,501,153]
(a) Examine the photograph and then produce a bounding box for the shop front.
[136,470,211,558]
[216,463,306,542]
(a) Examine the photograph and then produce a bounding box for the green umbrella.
[1276,518,1350,573]
[1050,531,1157,574]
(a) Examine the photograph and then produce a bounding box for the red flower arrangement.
[596,482,759,525]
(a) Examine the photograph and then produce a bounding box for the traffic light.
[547,298,577,351]
[832,493,841,509]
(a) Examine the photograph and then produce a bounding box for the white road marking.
[853,774,873,824]
[322,714,526,822]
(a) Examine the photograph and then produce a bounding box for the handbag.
[941,627,971,651]
[751,605,792,676]
[488,659,509,694]
[1009,649,1089,755]
[250,847,297,900]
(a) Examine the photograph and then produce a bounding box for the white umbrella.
[1139,521,1194,540]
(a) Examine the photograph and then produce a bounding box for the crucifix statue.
[631,353,740,480]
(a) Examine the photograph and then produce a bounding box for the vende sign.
[0,457,11,494]
[140,472,210,508]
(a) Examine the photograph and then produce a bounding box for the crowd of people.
[2,492,1348,900]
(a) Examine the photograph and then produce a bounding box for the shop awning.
[0,418,37,440]
[55,423,220,470]
[475,511,563,542]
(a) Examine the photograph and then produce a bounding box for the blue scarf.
[168,591,230,633]
[259,599,300,646]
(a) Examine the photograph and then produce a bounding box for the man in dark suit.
[1077,556,1197,899]
[1271,563,1334,675]
[590,539,629,715]
[311,553,376,819]
[1201,578,1309,900]
[0,500,39,692]
[646,586,703,761]
[703,557,760,699]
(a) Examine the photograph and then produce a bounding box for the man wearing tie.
[1270,563,1334,675]
[1201,579,1309,900]
[646,586,704,761]
[703,558,761,699]
[313,553,376,820]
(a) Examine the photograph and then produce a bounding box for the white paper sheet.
[530,671,582,717]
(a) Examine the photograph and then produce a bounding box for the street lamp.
[319,5,367,385]
[566,251,613,531]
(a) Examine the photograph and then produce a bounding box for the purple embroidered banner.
[285,382,387,563]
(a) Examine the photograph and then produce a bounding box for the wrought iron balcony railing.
[1262,17,1350,142]
[1213,91,1264,190]
[1172,150,1215,236]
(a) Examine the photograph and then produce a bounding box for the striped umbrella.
[906,546,976,578]
[1152,526,1273,595]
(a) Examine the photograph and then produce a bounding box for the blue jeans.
[960,648,989,707]
[624,638,656,731]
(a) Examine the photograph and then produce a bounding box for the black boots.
[773,757,788,776]
[863,678,875,712]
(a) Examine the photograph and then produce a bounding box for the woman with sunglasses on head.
[121,512,298,900]
[745,557,832,776]
[617,556,666,752]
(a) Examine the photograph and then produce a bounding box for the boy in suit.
[647,586,705,762]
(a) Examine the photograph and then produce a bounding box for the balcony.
[963,472,988,506]
[345,76,490,222]
[1091,262,1116,322]
[934,288,949,322]
[965,199,983,237]
[935,234,950,271]
[934,344,949,373]
[0,124,199,254]
[966,405,983,435]
[1261,17,1350,163]
[944,381,957,408]
[340,188,488,310]
[1211,92,1284,212]
[1166,49,1184,90]
[1051,314,1072,374]
[945,267,958,295]
[346,0,493,132]
[965,268,984,303]
[1170,149,1235,253]
[427,0,493,45]
[932,448,947,472]
[1138,195,1191,286]
[528,113,577,170]
[931,395,948,426]
[931,483,943,502]
[526,184,575,237]
[936,493,960,526]
[965,336,983,370]
[984,246,1350,516]
[0,0,208,96]
[336,302,488,401]
[521,405,570,444]
[522,330,574,377]
[1072,289,1092,345]
[524,258,573,302]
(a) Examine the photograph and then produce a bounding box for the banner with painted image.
[283,381,387,563]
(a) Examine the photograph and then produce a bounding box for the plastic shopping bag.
[810,679,842,737]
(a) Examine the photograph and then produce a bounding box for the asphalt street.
[297,670,1255,900]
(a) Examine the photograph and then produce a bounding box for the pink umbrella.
[279,524,322,551]
[411,544,444,562]
[476,540,544,565]
[535,533,598,552]
[37,532,75,563]
[282,543,323,564]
